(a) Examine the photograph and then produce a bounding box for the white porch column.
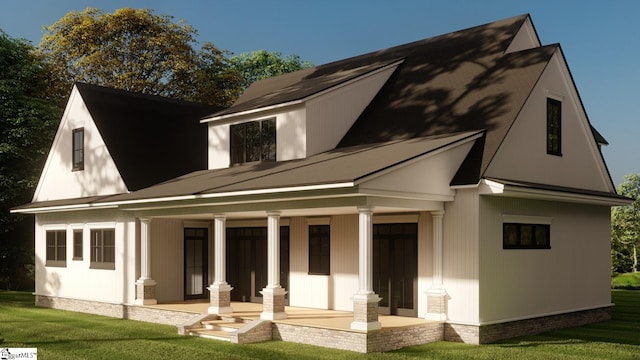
[426,210,447,320]
[135,218,157,305]
[208,214,233,314]
[350,206,381,331]
[260,211,287,320]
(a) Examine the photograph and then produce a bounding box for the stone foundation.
[34,294,612,352]
[35,295,195,326]
[445,306,612,344]
[273,322,444,352]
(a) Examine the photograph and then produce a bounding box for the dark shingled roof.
[76,83,221,191]
[11,131,480,211]
[209,14,567,185]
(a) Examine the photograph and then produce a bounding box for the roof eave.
[478,179,632,206]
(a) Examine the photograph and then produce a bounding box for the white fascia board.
[201,59,405,124]
[478,179,632,206]
[10,203,118,214]
[12,182,356,214]
[101,182,356,208]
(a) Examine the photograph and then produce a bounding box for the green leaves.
[229,50,314,90]
[612,174,640,274]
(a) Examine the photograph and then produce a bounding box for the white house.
[13,14,630,351]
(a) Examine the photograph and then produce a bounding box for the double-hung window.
[46,230,67,267]
[90,229,115,269]
[230,118,276,164]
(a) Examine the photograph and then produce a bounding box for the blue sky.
[1,0,638,186]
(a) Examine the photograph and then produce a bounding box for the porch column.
[350,206,382,331]
[260,211,288,320]
[208,214,233,314]
[426,210,447,320]
[135,218,157,305]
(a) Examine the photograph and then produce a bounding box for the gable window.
[72,128,84,171]
[309,224,330,275]
[90,229,115,269]
[230,118,276,164]
[73,229,83,260]
[503,223,550,249]
[546,98,561,156]
[46,230,66,267]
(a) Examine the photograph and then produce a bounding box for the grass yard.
[0,291,639,359]
[612,272,640,289]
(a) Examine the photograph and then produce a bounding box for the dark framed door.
[373,223,418,317]
[184,228,208,300]
[227,226,289,303]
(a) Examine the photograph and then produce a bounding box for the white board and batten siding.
[33,86,127,202]
[442,188,481,324]
[478,196,611,324]
[485,50,613,193]
[34,210,137,305]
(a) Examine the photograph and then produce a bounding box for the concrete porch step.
[187,328,233,341]
[201,318,247,332]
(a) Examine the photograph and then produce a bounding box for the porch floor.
[146,300,434,331]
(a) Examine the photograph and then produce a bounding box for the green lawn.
[0,290,639,359]
[612,272,640,289]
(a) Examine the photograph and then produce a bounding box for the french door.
[373,223,418,317]
[226,227,289,303]
[184,228,208,300]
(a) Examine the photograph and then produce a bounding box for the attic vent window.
[546,98,562,156]
[230,118,276,165]
[72,128,84,171]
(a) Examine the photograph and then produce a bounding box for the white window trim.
[502,214,553,225]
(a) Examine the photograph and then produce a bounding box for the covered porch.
[145,300,445,352]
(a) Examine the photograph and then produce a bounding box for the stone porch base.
[34,294,612,352]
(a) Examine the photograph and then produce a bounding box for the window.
[547,98,561,156]
[72,128,84,170]
[230,118,276,164]
[309,224,330,275]
[503,223,550,249]
[46,230,66,267]
[73,229,83,260]
[90,229,115,269]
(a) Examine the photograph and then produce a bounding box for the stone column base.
[350,293,382,331]
[208,283,233,314]
[134,279,157,305]
[260,287,288,320]
[425,289,447,321]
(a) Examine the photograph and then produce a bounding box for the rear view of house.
[13,14,630,352]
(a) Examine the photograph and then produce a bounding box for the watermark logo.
[0,348,37,360]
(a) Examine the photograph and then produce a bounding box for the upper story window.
[546,98,562,156]
[72,128,84,171]
[230,118,276,165]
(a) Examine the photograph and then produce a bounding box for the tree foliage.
[612,173,640,274]
[0,30,62,290]
[229,50,313,90]
[38,7,239,106]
